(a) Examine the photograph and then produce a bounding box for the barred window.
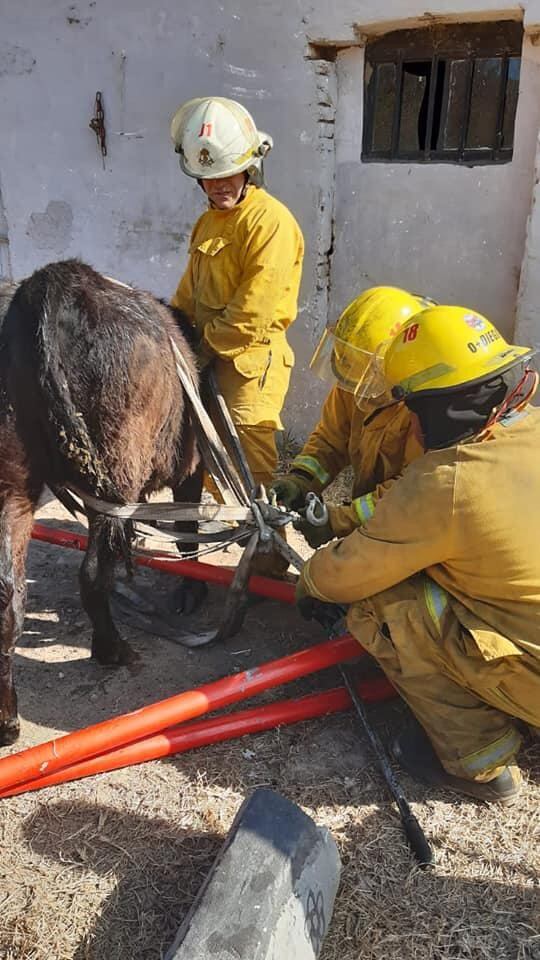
[363,21,523,164]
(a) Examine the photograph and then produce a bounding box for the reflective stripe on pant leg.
[346,579,521,781]
[460,726,522,778]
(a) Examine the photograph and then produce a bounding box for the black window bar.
[363,21,523,165]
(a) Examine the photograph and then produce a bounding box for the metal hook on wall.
[89,91,107,168]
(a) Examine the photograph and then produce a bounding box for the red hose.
[32,523,297,604]
[0,677,394,799]
[0,635,361,793]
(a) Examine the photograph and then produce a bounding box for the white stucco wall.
[329,34,540,344]
[1,0,540,435]
[516,128,540,350]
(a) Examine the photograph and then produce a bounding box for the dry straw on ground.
[1,727,538,960]
[0,487,538,960]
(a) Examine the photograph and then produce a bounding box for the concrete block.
[165,788,341,960]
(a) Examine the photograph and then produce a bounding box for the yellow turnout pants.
[204,421,288,578]
[347,575,540,780]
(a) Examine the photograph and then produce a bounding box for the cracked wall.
[0,179,11,280]
[516,131,540,350]
[2,0,540,434]
[312,59,337,339]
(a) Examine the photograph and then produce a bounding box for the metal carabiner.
[250,500,273,543]
[305,492,329,527]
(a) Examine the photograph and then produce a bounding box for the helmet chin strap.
[477,366,539,441]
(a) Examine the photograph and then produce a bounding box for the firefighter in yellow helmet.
[272,287,431,546]
[297,305,540,802]
[170,97,304,576]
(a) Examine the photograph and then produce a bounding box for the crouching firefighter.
[272,287,433,547]
[296,304,540,802]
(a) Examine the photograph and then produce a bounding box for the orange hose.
[0,677,395,799]
[0,635,360,792]
[32,523,297,603]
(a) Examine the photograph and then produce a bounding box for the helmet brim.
[177,131,273,180]
[392,347,536,401]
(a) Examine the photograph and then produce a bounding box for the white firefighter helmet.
[170,97,273,185]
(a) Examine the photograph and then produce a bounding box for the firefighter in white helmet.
[170,97,304,577]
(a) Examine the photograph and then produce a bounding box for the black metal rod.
[340,665,434,868]
[494,55,509,158]
[423,56,438,158]
[391,55,404,157]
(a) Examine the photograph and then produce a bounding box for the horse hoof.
[171,578,209,616]
[92,638,141,666]
[0,717,20,747]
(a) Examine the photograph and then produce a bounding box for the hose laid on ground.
[0,677,394,798]
[0,635,361,794]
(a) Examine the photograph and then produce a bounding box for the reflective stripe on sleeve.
[352,492,376,525]
[423,577,449,635]
[292,455,331,486]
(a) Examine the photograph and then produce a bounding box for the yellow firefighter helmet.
[311,286,433,394]
[383,305,533,399]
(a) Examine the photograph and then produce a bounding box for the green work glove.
[270,472,313,510]
[293,509,334,549]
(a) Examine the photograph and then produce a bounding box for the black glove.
[270,472,313,510]
[293,510,334,549]
[295,578,346,629]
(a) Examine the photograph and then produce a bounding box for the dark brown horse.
[0,260,203,746]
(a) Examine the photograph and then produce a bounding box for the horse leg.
[171,463,208,615]
[79,512,138,665]
[0,493,36,746]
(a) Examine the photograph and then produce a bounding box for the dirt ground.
[0,494,539,960]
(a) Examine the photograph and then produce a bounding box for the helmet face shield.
[311,289,437,399]
[310,329,375,394]
[354,342,392,406]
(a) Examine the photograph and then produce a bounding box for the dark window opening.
[363,21,523,164]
